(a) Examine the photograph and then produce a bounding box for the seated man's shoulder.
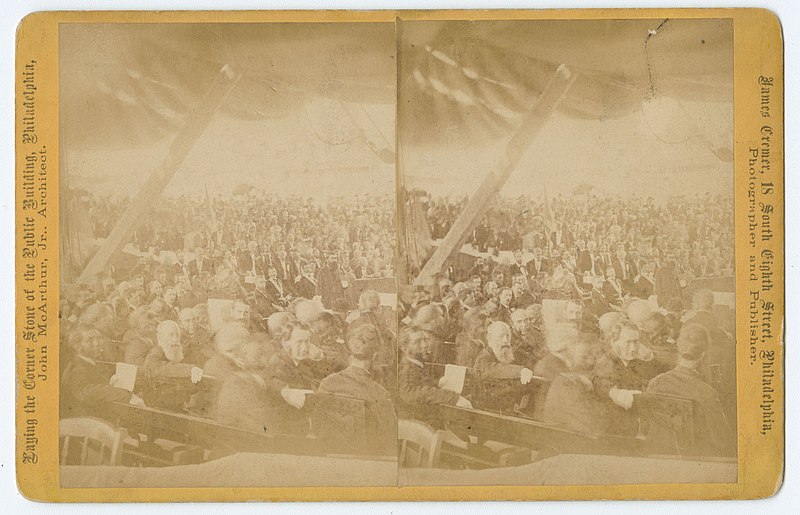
[318,369,350,392]
[593,352,620,374]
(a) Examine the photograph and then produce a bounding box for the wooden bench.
[106,391,376,463]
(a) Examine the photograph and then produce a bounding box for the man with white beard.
[144,320,204,383]
[475,321,535,383]
[473,322,535,412]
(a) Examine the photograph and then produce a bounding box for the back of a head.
[598,312,624,340]
[267,311,293,338]
[347,323,380,360]
[295,299,322,324]
[545,322,579,354]
[214,323,250,355]
[609,317,638,338]
[157,319,180,337]
[641,312,667,337]
[625,299,654,327]
[510,308,528,324]
[312,311,345,344]
[413,303,442,328]
[400,326,427,354]
[676,323,710,360]
[78,302,115,329]
[358,289,381,312]
[463,308,487,334]
[693,288,715,312]
[486,320,510,346]
[68,325,100,354]
[665,296,684,314]
[128,305,153,331]
[280,319,303,342]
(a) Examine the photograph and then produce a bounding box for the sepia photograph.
[57,22,399,487]
[13,7,785,502]
[396,18,737,486]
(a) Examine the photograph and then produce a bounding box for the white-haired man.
[473,321,536,412]
[144,320,204,382]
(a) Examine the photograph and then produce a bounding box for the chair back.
[398,418,438,467]
[60,417,126,466]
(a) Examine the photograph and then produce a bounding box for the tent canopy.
[60,23,396,197]
[398,18,733,198]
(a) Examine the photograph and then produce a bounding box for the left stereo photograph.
[57,22,399,488]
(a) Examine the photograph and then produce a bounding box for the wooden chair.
[398,419,437,467]
[398,419,467,468]
[60,417,127,466]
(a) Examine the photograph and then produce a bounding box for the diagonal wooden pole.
[414,64,577,286]
[77,65,242,284]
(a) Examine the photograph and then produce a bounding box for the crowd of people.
[395,191,736,457]
[59,186,738,465]
[419,191,734,292]
[59,190,399,457]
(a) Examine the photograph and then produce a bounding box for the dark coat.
[318,364,397,455]
[398,357,460,407]
[60,355,133,418]
[543,372,611,435]
[214,372,274,434]
[122,329,156,366]
[261,349,318,434]
[647,365,736,456]
[293,276,318,300]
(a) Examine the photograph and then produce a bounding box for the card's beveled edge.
[14,7,784,502]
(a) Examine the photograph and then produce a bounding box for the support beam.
[414,65,576,286]
[76,65,242,284]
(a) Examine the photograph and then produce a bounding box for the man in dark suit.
[273,247,291,283]
[294,262,319,300]
[550,222,574,248]
[474,321,536,413]
[588,275,614,317]
[264,266,291,308]
[254,244,273,278]
[647,323,736,456]
[526,247,550,279]
[683,288,736,421]
[317,254,348,310]
[398,327,471,410]
[263,321,324,434]
[353,257,374,279]
[611,243,637,292]
[318,324,397,455]
[188,246,214,278]
[61,326,144,419]
[577,240,605,277]
[286,249,304,286]
[631,261,656,300]
[250,275,277,327]
[602,266,625,308]
[236,240,258,276]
